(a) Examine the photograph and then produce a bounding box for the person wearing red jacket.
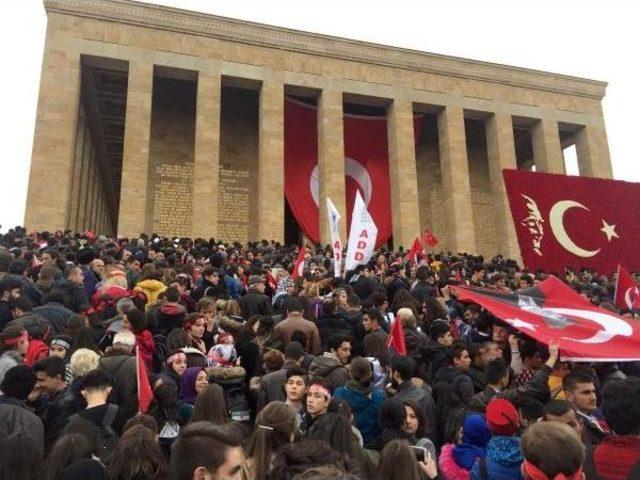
[122,308,155,369]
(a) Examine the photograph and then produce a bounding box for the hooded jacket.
[152,302,186,335]
[134,279,167,309]
[422,340,450,383]
[434,366,475,405]
[334,380,384,447]
[470,436,524,480]
[0,396,44,452]
[308,352,349,392]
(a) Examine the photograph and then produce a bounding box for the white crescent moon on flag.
[310,157,373,208]
[549,200,601,258]
[625,287,639,309]
[545,307,632,344]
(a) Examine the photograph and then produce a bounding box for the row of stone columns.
[26,49,612,256]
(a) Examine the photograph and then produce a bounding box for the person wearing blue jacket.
[333,356,384,448]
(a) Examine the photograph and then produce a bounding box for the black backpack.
[68,404,120,466]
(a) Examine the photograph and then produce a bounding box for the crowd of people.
[0,225,638,480]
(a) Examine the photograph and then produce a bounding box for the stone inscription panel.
[152,162,194,237]
[218,165,250,242]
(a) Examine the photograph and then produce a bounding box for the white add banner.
[344,190,378,272]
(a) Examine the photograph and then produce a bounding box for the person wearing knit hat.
[0,324,29,386]
[470,398,524,480]
[207,331,238,367]
[0,365,45,452]
[333,356,385,448]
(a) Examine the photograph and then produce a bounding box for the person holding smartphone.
[379,439,438,480]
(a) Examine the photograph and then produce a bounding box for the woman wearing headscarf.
[178,366,208,422]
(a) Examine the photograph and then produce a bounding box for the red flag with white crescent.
[503,169,640,273]
[387,317,407,356]
[451,275,640,362]
[406,237,423,266]
[292,247,306,280]
[614,265,640,310]
[423,229,439,247]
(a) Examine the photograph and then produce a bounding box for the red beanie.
[486,398,520,436]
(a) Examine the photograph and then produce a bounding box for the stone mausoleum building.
[25,0,613,259]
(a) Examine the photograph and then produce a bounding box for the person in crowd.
[308,333,351,392]
[43,432,107,480]
[153,286,187,335]
[169,422,244,480]
[257,341,304,409]
[0,433,44,480]
[269,438,358,479]
[110,424,169,480]
[563,370,608,446]
[379,439,438,480]
[134,269,167,311]
[69,347,99,382]
[122,307,155,368]
[470,357,510,412]
[191,266,225,302]
[585,377,640,479]
[242,401,297,479]
[98,330,138,422]
[541,399,582,436]
[34,356,76,451]
[178,366,209,420]
[0,276,22,329]
[424,319,454,382]
[160,349,187,388]
[56,265,90,313]
[208,331,238,367]
[48,334,74,382]
[182,313,208,354]
[333,356,384,448]
[521,422,584,480]
[275,298,321,355]
[434,342,474,405]
[439,413,491,480]
[470,398,523,480]
[238,275,272,320]
[403,399,437,457]
[0,365,44,450]
[148,382,183,455]
[192,383,229,425]
[301,381,332,434]
[0,324,29,385]
[284,366,307,424]
[362,307,388,345]
[317,299,352,349]
[83,257,105,297]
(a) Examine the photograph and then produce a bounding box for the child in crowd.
[207,332,238,367]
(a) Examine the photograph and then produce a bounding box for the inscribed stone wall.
[148,77,196,237]
[217,87,259,242]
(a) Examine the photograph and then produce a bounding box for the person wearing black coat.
[317,300,352,349]
[348,266,380,302]
[55,266,90,313]
[238,276,272,320]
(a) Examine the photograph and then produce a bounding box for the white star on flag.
[600,219,619,242]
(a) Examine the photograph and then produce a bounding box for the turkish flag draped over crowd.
[451,276,640,362]
[284,98,422,247]
[615,265,640,310]
[503,169,640,273]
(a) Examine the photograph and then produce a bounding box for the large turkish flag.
[284,98,422,247]
[452,276,640,361]
[503,169,640,274]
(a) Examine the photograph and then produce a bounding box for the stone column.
[24,39,81,231]
[388,98,421,250]
[78,143,91,231]
[117,62,154,238]
[84,157,95,232]
[438,106,476,253]
[318,89,347,245]
[192,68,221,239]
[531,118,564,174]
[258,72,284,242]
[90,166,99,231]
[68,112,86,232]
[485,112,521,261]
[575,117,613,179]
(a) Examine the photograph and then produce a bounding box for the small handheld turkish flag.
[423,229,439,247]
[615,265,640,310]
[292,247,306,280]
[136,346,153,414]
[387,317,406,356]
[406,237,423,266]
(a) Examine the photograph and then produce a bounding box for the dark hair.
[166,329,190,351]
[256,315,276,337]
[9,296,34,314]
[307,412,358,461]
[485,358,509,385]
[363,331,389,367]
[602,377,640,435]
[285,366,308,384]
[379,439,420,480]
[245,401,297,480]
[125,308,148,334]
[169,422,242,480]
[284,341,304,361]
[43,433,94,480]
[290,330,308,347]
[403,399,429,438]
[191,384,229,425]
[80,369,112,390]
[164,286,180,303]
[451,342,467,360]
[347,294,361,309]
[149,383,183,428]
[42,289,68,306]
[520,340,540,361]
[0,433,43,480]
[379,398,407,431]
[64,314,88,340]
[562,372,595,393]
[543,399,573,418]
[327,334,351,352]
[269,439,355,479]
[364,308,385,326]
[429,320,450,341]
[284,298,303,314]
[123,415,159,434]
[72,327,100,353]
[262,349,285,372]
[34,356,66,380]
[110,425,168,480]
[391,356,415,381]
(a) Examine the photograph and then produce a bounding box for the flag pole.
[614,263,621,307]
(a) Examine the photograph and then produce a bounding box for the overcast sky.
[0,0,637,231]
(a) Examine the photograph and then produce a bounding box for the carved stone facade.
[24,0,613,257]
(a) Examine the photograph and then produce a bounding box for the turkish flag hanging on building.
[503,169,640,274]
[284,98,422,247]
[614,265,640,310]
[451,276,640,361]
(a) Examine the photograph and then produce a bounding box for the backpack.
[68,404,120,466]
